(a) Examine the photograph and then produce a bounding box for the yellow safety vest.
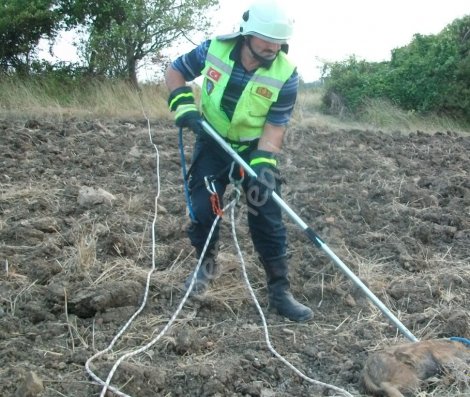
[201,38,295,148]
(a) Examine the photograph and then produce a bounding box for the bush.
[322,15,470,123]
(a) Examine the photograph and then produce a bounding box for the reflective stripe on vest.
[201,39,295,145]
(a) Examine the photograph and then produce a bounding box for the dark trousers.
[187,134,287,259]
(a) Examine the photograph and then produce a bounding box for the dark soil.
[1,118,469,397]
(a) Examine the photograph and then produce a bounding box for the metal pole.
[201,120,419,343]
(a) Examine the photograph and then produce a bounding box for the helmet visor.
[246,31,288,45]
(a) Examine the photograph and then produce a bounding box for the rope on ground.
[92,199,235,397]
[228,204,354,397]
[85,106,352,396]
[85,106,240,396]
[84,110,162,397]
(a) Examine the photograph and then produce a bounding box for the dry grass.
[0,78,170,121]
[359,97,469,135]
[293,89,367,132]
[294,88,470,135]
[1,77,469,136]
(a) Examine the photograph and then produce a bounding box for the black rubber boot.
[260,256,314,322]
[184,245,219,295]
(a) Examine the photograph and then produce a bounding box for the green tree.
[61,0,218,85]
[0,0,60,73]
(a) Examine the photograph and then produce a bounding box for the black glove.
[168,86,203,134]
[247,150,280,204]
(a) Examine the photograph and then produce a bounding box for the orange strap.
[210,193,223,217]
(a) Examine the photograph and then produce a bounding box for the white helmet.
[240,0,294,44]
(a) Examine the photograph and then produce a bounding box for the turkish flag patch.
[207,67,221,82]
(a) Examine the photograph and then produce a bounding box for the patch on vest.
[207,67,221,82]
[256,86,273,99]
[206,80,214,95]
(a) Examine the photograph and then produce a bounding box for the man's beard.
[246,38,278,68]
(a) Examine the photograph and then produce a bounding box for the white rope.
[85,105,352,396]
[84,112,162,397]
[95,204,231,397]
[85,105,238,395]
[229,203,354,397]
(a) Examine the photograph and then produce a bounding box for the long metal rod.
[201,120,418,342]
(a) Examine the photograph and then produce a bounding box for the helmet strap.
[245,36,276,68]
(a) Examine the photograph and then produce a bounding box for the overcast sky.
[211,0,470,81]
[44,0,469,83]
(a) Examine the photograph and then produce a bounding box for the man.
[164,0,313,322]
